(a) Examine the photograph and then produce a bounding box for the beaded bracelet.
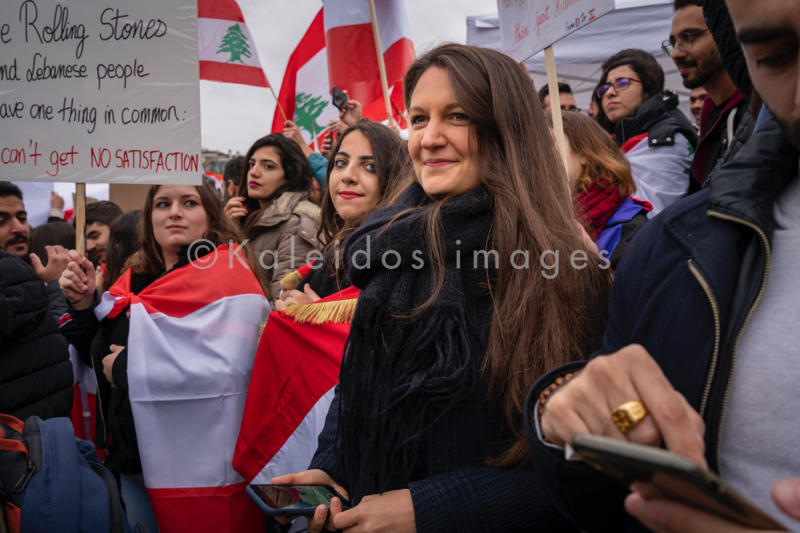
[537,372,574,442]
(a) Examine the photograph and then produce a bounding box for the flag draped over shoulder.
[198,0,270,88]
[233,282,359,484]
[95,246,270,533]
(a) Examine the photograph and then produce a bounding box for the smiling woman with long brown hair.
[275,43,612,533]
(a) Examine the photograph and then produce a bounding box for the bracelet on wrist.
[537,372,574,442]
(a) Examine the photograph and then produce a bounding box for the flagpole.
[367,0,394,126]
[544,45,570,195]
[270,85,288,122]
[75,183,86,256]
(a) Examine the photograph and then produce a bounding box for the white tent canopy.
[466,0,693,119]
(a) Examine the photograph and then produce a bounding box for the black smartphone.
[331,86,348,111]
[246,484,351,517]
[571,434,787,530]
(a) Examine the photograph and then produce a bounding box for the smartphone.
[571,434,787,530]
[331,86,348,111]
[246,484,351,517]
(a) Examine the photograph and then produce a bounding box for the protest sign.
[497,0,615,63]
[0,0,201,185]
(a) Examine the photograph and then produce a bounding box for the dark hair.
[127,181,267,297]
[104,210,142,290]
[546,111,636,197]
[599,49,664,100]
[318,120,412,281]
[28,222,76,266]
[0,182,23,200]
[223,156,244,187]
[538,81,573,103]
[85,201,123,228]
[674,0,698,10]
[236,134,314,235]
[401,43,612,466]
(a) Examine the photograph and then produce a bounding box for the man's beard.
[774,112,800,151]
[4,234,29,259]
[678,49,724,90]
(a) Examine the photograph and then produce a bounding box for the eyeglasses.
[596,78,642,99]
[562,105,582,112]
[662,29,710,57]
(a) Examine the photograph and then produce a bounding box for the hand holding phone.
[571,434,787,530]
[246,484,351,517]
[332,86,348,112]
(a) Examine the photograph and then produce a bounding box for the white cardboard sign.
[0,0,201,184]
[497,0,615,63]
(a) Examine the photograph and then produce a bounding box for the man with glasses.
[538,82,580,112]
[666,0,754,192]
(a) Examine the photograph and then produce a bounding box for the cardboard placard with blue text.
[497,0,615,63]
[0,0,201,184]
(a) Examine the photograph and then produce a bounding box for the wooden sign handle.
[544,46,571,196]
[74,183,86,256]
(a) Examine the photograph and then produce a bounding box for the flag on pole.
[270,10,339,145]
[198,0,270,88]
[95,246,270,533]
[234,281,358,484]
[323,0,416,122]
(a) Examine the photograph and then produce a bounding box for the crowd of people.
[1,0,798,531]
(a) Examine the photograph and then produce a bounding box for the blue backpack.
[0,414,147,533]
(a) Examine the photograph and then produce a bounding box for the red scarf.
[574,179,627,239]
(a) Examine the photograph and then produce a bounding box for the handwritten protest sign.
[497,0,615,62]
[0,0,201,184]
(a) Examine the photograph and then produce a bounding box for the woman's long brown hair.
[127,180,268,296]
[547,110,636,196]
[402,43,612,466]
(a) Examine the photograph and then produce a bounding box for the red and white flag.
[198,0,270,88]
[324,0,416,122]
[270,10,335,145]
[234,281,358,484]
[95,246,270,533]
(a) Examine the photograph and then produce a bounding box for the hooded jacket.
[0,250,72,420]
[246,191,320,302]
[615,94,698,216]
[524,116,799,533]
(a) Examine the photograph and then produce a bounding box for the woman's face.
[329,130,382,223]
[602,65,648,123]
[563,134,588,191]
[408,67,481,200]
[247,146,287,200]
[151,185,209,254]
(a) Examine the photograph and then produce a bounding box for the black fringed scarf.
[338,183,494,503]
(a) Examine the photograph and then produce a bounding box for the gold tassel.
[279,270,304,292]
[283,298,358,325]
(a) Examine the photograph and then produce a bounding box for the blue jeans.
[121,473,160,533]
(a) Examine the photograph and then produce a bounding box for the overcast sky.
[200,0,497,155]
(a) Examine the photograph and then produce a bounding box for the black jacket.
[616,93,699,149]
[524,116,799,532]
[0,251,72,420]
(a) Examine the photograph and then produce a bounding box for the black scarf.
[338,183,494,502]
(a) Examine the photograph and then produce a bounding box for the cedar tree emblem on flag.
[589,8,596,21]
[294,93,329,139]
[217,23,252,64]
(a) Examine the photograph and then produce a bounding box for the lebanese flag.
[324,0,416,123]
[270,10,339,147]
[198,0,270,88]
[233,284,359,484]
[95,246,270,533]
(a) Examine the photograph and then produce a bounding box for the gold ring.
[611,400,648,434]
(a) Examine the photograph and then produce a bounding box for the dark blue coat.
[524,116,800,533]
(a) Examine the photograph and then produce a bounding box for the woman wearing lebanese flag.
[59,180,270,533]
[233,120,410,485]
